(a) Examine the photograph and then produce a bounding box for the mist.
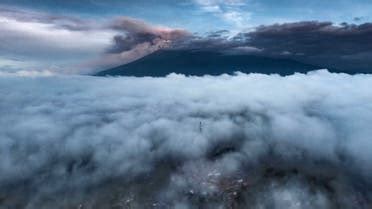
[0,70,372,208]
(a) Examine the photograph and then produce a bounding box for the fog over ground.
[0,70,372,208]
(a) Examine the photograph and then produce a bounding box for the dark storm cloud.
[206,30,230,38]
[246,21,372,56]
[170,30,254,53]
[171,21,372,73]
[243,21,372,72]
[353,17,363,22]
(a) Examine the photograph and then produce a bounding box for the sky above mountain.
[1,0,372,74]
[3,0,372,30]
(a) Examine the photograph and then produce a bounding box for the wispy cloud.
[193,0,251,29]
[0,8,114,73]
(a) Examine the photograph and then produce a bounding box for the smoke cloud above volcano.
[0,71,372,208]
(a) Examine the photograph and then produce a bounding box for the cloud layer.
[0,71,372,208]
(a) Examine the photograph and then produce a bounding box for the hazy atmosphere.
[0,1,371,209]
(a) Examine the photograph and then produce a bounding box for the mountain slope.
[95,50,326,77]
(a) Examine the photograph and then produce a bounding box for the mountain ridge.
[95,50,330,77]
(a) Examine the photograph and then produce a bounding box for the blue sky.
[1,0,372,74]
[2,0,371,31]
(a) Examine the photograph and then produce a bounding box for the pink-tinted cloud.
[84,17,191,73]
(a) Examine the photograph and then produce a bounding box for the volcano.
[95,50,327,77]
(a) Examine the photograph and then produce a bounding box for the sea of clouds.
[0,70,372,209]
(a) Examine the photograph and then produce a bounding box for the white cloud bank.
[0,70,372,208]
[0,9,114,73]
